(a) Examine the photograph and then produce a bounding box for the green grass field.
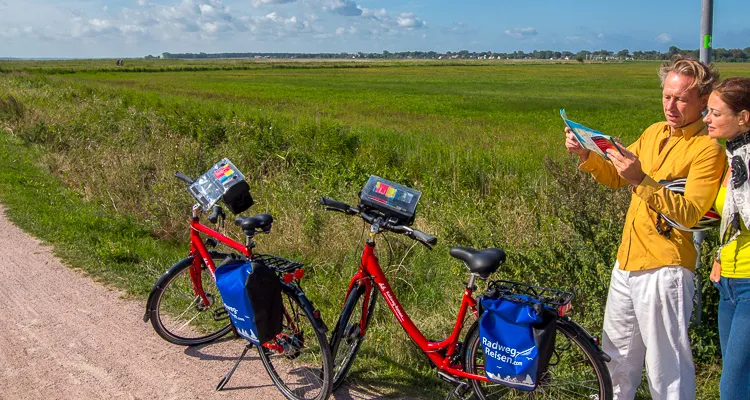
[2,59,748,398]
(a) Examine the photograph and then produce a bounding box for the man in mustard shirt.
[564,56,725,400]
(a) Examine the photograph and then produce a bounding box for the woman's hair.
[658,55,719,97]
[714,77,750,114]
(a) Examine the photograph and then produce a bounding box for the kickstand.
[216,343,253,391]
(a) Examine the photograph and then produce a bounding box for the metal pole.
[700,0,714,64]
[690,0,714,328]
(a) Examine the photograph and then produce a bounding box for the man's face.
[662,71,707,128]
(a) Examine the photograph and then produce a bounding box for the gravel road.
[0,205,385,400]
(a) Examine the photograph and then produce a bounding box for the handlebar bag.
[215,257,282,345]
[479,296,556,391]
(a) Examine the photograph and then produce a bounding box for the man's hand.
[565,128,590,162]
[710,259,721,283]
[606,146,646,186]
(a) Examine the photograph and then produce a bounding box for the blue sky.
[1,0,748,58]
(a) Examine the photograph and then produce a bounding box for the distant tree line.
[157,46,750,62]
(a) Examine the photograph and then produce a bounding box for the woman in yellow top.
[706,77,750,399]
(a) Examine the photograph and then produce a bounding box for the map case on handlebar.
[359,175,421,225]
[188,158,254,214]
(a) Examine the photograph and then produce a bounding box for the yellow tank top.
[715,185,750,278]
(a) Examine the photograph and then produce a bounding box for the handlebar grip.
[174,171,194,185]
[410,228,437,247]
[320,197,354,214]
[208,205,223,224]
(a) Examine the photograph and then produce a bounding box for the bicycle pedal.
[437,371,471,400]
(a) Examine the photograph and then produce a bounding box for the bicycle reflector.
[188,158,254,214]
[359,175,422,225]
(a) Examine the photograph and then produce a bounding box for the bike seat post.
[466,273,478,291]
[245,234,256,249]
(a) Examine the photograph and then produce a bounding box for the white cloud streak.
[656,33,671,43]
[505,27,537,39]
[0,0,428,57]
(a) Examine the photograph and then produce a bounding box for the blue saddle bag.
[479,297,544,391]
[215,257,282,345]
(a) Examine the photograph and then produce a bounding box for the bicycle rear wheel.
[463,317,613,400]
[147,253,233,345]
[329,284,377,390]
[258,286,332,400]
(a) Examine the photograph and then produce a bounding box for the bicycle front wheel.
[147,253,233,345]
[329,284,376,390]
[463,317,613,400]
[258,287,333,400]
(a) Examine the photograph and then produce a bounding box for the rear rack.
[253,254,303,273]
[485,280,574,307]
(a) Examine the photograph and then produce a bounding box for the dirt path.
[0,205,383,400]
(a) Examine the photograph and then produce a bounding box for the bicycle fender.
[558,316,611,363]
[143,256,193,321]
[285,284,329,334]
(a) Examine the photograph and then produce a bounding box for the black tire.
[258,287,333,400]
[463,318,613,400]
[147,253,233,346]
[328,284,377,391]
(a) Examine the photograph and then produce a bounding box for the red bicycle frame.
[187,215,251,307]
[185,212,298,354]
[346,238,491,383]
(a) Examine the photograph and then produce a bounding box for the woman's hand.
[710,259,722,283]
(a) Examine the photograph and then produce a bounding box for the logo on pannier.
[236,327,258,342]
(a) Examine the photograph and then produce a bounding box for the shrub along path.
[0,204,383,400]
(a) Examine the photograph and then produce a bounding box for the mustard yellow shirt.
[714,185,750,278]
[580,118,725,272]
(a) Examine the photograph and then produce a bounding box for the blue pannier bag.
[215,256,282,345]
[479,296,548,391]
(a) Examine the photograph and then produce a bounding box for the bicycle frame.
[187,217,251,307]
[186,215,308,354]
[347,238,491,383]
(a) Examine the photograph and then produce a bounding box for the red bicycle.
[143,171,332,400]
[320,195,613,399]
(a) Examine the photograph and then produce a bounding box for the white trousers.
[601,263,696,400]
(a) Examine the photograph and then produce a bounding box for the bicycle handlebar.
[208,205,225,224]
[407,228,438,247]
[174,171,194,185]
[320,197,358,215]
[319,197,437,249]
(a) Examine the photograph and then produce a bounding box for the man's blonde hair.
[658,55,719,97]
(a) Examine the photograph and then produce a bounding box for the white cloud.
[657,33,671,43]
[252,0,295,6]
[0,0,431,57]
[396,13,424,30]
[505,27,537,39]
[325,0,362,17]
[361,7,385,21]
